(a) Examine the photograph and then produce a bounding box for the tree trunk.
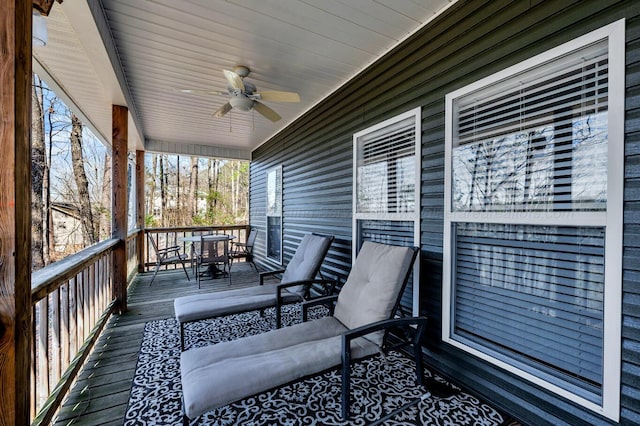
[189,156,198,218]
[31,75,45,270]
[44,99,54,264]
[99,152,111,240]
[207,159,213,217]
[160,155,167,222]
[148,154,157,220]
[213,159,220,209]
[176,155,181,217]
[70,114,97,245]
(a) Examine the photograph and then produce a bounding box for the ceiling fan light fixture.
[229,96,254,111]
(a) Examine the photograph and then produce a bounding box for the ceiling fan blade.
[213,102,232,118]
[255,91,300,103]
[253,101,281,122]
[223,69,245,91]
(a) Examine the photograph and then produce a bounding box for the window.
[443,20,624,420]
[353,107,421,315]
[266,166,282,263]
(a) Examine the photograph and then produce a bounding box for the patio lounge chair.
[174,233,335,351]
[180,241,425,423]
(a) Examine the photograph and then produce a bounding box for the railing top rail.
[127,228,142,238]
[145,225,249,233]
[31,238,119,304]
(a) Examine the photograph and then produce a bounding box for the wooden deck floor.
[53,261,266,426]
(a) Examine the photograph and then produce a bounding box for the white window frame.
[443,19,624,421]
[353,107,421,315]
[266,165,283,264]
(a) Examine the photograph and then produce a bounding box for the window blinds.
[356,116,416,214]
[452,41,608,213]
[453,223,604,397]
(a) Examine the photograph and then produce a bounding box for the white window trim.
[353,107,422,315]
[266,165,283,265]
[442,19,624,421]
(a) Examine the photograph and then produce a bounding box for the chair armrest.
[158,245,181,253]
[259,269,286,285]
[276,279,337,299]
[342,316,428,344]
[301,294,339,322]
[273,280,338,329]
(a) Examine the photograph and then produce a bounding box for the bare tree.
[147,154,157,223]
[99,152,111,239]
[160,155,167,221]
[70,113,97,245]
[189,156,198,218]
[31,75,46,269]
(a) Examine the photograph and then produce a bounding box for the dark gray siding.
[250,1,640,424]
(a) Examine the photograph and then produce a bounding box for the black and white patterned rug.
[124,306,511,425]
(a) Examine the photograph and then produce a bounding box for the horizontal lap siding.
[251,0,640,424]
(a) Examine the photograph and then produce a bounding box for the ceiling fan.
[181,66,300,122]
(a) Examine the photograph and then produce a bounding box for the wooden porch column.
[136,149,145,272]
[112,105,128,313]
[0,1,32,424]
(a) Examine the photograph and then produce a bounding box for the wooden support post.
[136,149,145,273]
[0,1,32,424]
[112,105,128,314]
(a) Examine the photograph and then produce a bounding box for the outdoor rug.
[124,305,512,425]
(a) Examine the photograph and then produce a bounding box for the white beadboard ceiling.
[34,0,454,159]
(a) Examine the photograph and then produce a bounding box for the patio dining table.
[179,234,235,278]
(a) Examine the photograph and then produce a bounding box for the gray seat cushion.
[333,241,415,346]
[280,233,333,296]
[174,284,302,323]
[181,316,378,419]
[174,233,332,325]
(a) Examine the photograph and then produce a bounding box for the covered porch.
[51,262,513,425]
[3,1,640,425]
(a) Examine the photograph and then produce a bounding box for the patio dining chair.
[180,241,425,423]
[148,234,190,286]
[174,232,334,351]
[229,228,258,270]
[194,235,231,288]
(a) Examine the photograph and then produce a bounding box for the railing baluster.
[76,271,84,350]
[31,305,36,420]
[51,287,61,386]
[89,261,96,330]
[69,275,77,359]
[37,296,49,412]
[61,280,70,370]
[84,268,90,341]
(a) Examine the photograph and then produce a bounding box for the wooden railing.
[27,226,247,425]
[29,231,135,426]
[144,225,250,271]
[127,229,141,280]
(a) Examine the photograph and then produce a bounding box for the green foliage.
[145,214,158,227]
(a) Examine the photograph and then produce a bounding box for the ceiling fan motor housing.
[229,96,255,111]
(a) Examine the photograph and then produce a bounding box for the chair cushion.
[181,316,378,419]
[174,284,301,323]
[280,234,332,296]
[333,241,415,346]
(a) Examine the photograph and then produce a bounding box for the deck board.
[52,261,263,425]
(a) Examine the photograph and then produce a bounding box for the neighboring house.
[51,202,84,257]
[249,2,640,425]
